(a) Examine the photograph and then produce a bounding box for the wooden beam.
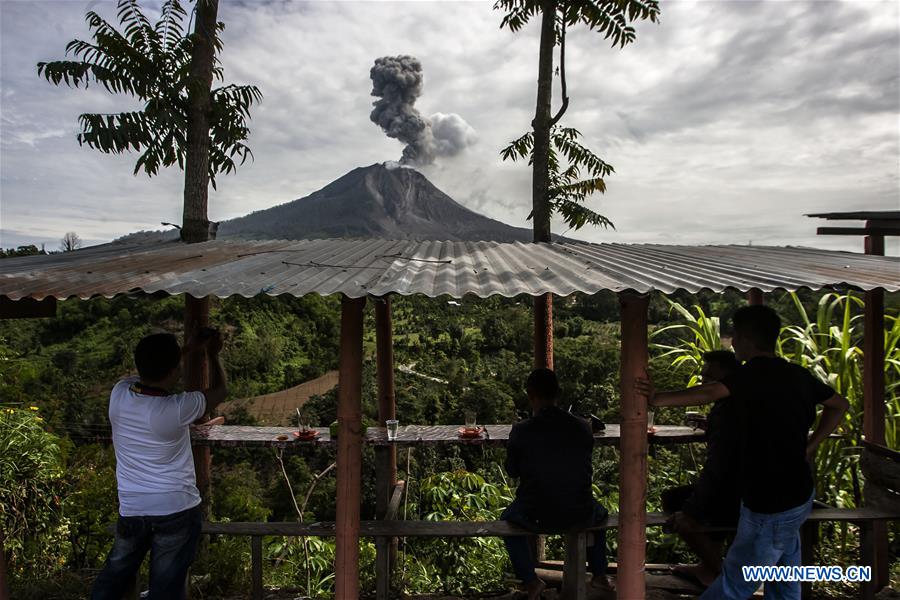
[386,481,406,521]
[0,296,56,319]
[335,295,365,600]
[617,292,650,600]
[195,508,899,538]
[816,227,900,236]
[747,288,764,306]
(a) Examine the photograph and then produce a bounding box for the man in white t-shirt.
[92,330,227,600]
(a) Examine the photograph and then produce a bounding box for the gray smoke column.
[370,55,476,165]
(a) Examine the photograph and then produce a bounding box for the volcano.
[216,163,535,242]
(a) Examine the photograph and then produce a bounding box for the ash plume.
[370,55,476,166]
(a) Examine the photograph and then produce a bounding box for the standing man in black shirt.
[661,350,742,587]
[637,305,848,599]
[502,368,613,600]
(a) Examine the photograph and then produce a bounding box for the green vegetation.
[1,288,896,598]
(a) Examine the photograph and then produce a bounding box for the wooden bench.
[114,507,899,600]
[199,507,899,600]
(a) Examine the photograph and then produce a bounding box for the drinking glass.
[386,419,399,441]
[297,408,311,433]
[464,410,477,429]
[647,411,655,432]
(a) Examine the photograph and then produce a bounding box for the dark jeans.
[501,499,609,584]
[91,505,202,600]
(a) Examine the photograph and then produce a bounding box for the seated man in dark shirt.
[661,350,742,587]
[637,306,848,600]
[502,368,612,600]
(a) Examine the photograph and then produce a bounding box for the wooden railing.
[176,507,898,600]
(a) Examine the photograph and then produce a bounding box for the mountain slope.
[217,163,535,242]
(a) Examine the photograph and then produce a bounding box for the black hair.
[526,368,560,402]
[732,305,781,351]
[134,333,181,381]
[703,350,739,372]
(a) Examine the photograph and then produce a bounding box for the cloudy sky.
[1,0,898,254]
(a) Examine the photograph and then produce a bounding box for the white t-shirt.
[109,376,206,516]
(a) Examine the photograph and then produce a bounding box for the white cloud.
[0,0,897,255]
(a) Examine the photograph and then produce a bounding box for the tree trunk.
[532,0,556,369]
[181,1,218,564]
[181,0,218,244]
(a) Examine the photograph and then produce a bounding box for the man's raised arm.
[635,377,730,407]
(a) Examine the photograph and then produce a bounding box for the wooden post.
[617,292,649,600]
[335,295,365,600]
[561,532,587,600]
[862,233,888,592]
[375,296,397,600]
[747,288,764,306]
[251,535,263,600]
[185,295,211,516]
[375,448,392,600]
[534,293,554,369]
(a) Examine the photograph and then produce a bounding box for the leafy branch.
[501,126,615,231]
[36,0,261,187]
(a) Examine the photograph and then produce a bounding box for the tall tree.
[37,0,261,234]
[495,0,660,367]
[38,0,260,523]
[59,232,82,252]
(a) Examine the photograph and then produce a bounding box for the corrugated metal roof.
[1,239,897,300]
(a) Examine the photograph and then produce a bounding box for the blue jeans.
[502,499,608,584]
[91,505,202,600]
[700,494,814,600]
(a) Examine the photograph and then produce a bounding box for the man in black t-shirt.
[503,369,612,600]
[661,350,742,587]
[637,305,848,599]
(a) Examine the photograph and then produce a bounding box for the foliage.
[212,462,271,522]
[651,299,725,387]
[657,292,900,509]
[37,0,262,185]
[501,126,615,230]
[778,292,900,506]
[0,245,46,258]
[0,405,68,577]
[63,445,118,569]
[495,0,660,234]
[404,469,513,595]
[496,0,661,48]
